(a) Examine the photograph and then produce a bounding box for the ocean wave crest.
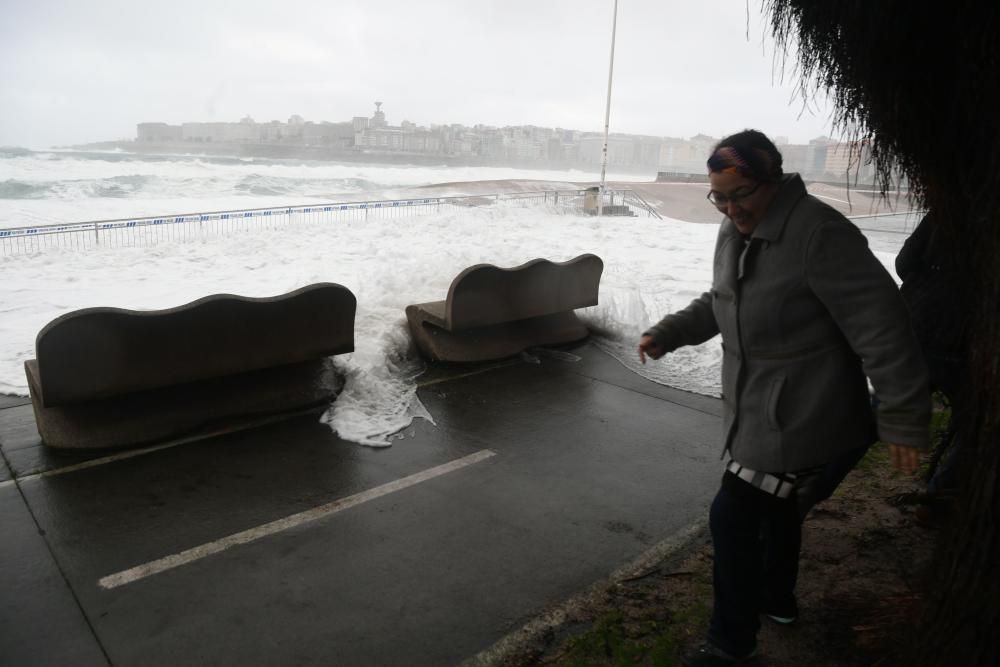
[0,179,51,198]
[234,174,377,197]
[90,174,151,198]
[0,174,152,200]
[0,146,34,159]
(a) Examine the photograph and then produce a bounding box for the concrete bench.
[24,283,356,449]
[405,254,603,362]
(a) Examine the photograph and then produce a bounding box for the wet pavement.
[0,343,723,666]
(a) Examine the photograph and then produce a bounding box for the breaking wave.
[0,174,153,199]
[0,146,35,159]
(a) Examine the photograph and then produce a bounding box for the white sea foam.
[0,152,905,446]
[0,150,643,228]
[0,201,724,445]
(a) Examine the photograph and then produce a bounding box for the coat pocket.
[765,375,786,431]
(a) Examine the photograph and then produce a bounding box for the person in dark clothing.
[639,130,930,666]
[895,212,969,495]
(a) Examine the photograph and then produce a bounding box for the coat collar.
[749,173,807,243]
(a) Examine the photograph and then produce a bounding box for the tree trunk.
[762,2,1000,663]
[914,421,1000,664]
[911,219,1000,665]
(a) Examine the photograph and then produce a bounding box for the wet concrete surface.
[0,394,32,409]
[0,486,108,666]
[0,343,723,666]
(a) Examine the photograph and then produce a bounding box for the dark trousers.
[707,445,869,657]
[707,471,800,657]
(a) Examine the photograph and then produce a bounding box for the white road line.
[15,409,327,483]
[98,449,496,590]
[20,439,208,482]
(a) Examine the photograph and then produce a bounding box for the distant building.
[780,143,811,176]
[136,122,182,142]
[808,136,834,175]
[658,135,714,173]
[370,102,387,129]
[578,134,639,167]
[822,141,875,181]
[181,122,254,143]
[302,121,354,147]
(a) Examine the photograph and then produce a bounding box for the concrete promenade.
[1,343,723,666]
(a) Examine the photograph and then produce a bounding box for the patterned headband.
[707,146,752,176]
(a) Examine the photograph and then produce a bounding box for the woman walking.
[638,129,930,665]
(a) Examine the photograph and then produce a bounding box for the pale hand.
[638,334,665,364]
[888,443,921,476]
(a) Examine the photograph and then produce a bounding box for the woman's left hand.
[638,334,664,364]
[888,443,922,475]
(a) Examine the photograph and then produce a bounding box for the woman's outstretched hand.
[638,334,665,364]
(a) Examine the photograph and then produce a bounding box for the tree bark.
[912,224,1000,665]
[763,1,1000,663]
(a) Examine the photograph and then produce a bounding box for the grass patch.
[556,577,712,666]
[857,441,889,470]
[852,525,893,551]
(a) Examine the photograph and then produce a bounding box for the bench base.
[26,358,345,450]
[405,309,589,363]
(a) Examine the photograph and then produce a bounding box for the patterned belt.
[725,460,801,499]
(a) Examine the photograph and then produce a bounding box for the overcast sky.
[0,0,837,148]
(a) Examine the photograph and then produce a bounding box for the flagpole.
[598,0,618,218]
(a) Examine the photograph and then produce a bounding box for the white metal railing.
[0,188,661,256]
[848,209,926,235]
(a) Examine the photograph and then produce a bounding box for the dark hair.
[707,129,784,182]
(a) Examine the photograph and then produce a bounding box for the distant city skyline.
[1,1,837,148]
[135,101,864,179]
[139,100,837,143]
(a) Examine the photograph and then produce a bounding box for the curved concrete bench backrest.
[34,283,356,407]
[445,254,603,330]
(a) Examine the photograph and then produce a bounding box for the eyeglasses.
[706,182,761,208]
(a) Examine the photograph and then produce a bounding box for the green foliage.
[857,441,889,471]
[559,581,711,666]
[929,400,952,437]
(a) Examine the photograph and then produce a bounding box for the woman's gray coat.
[645,174,930,472]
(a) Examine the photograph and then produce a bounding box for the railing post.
[94,223,99,246]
